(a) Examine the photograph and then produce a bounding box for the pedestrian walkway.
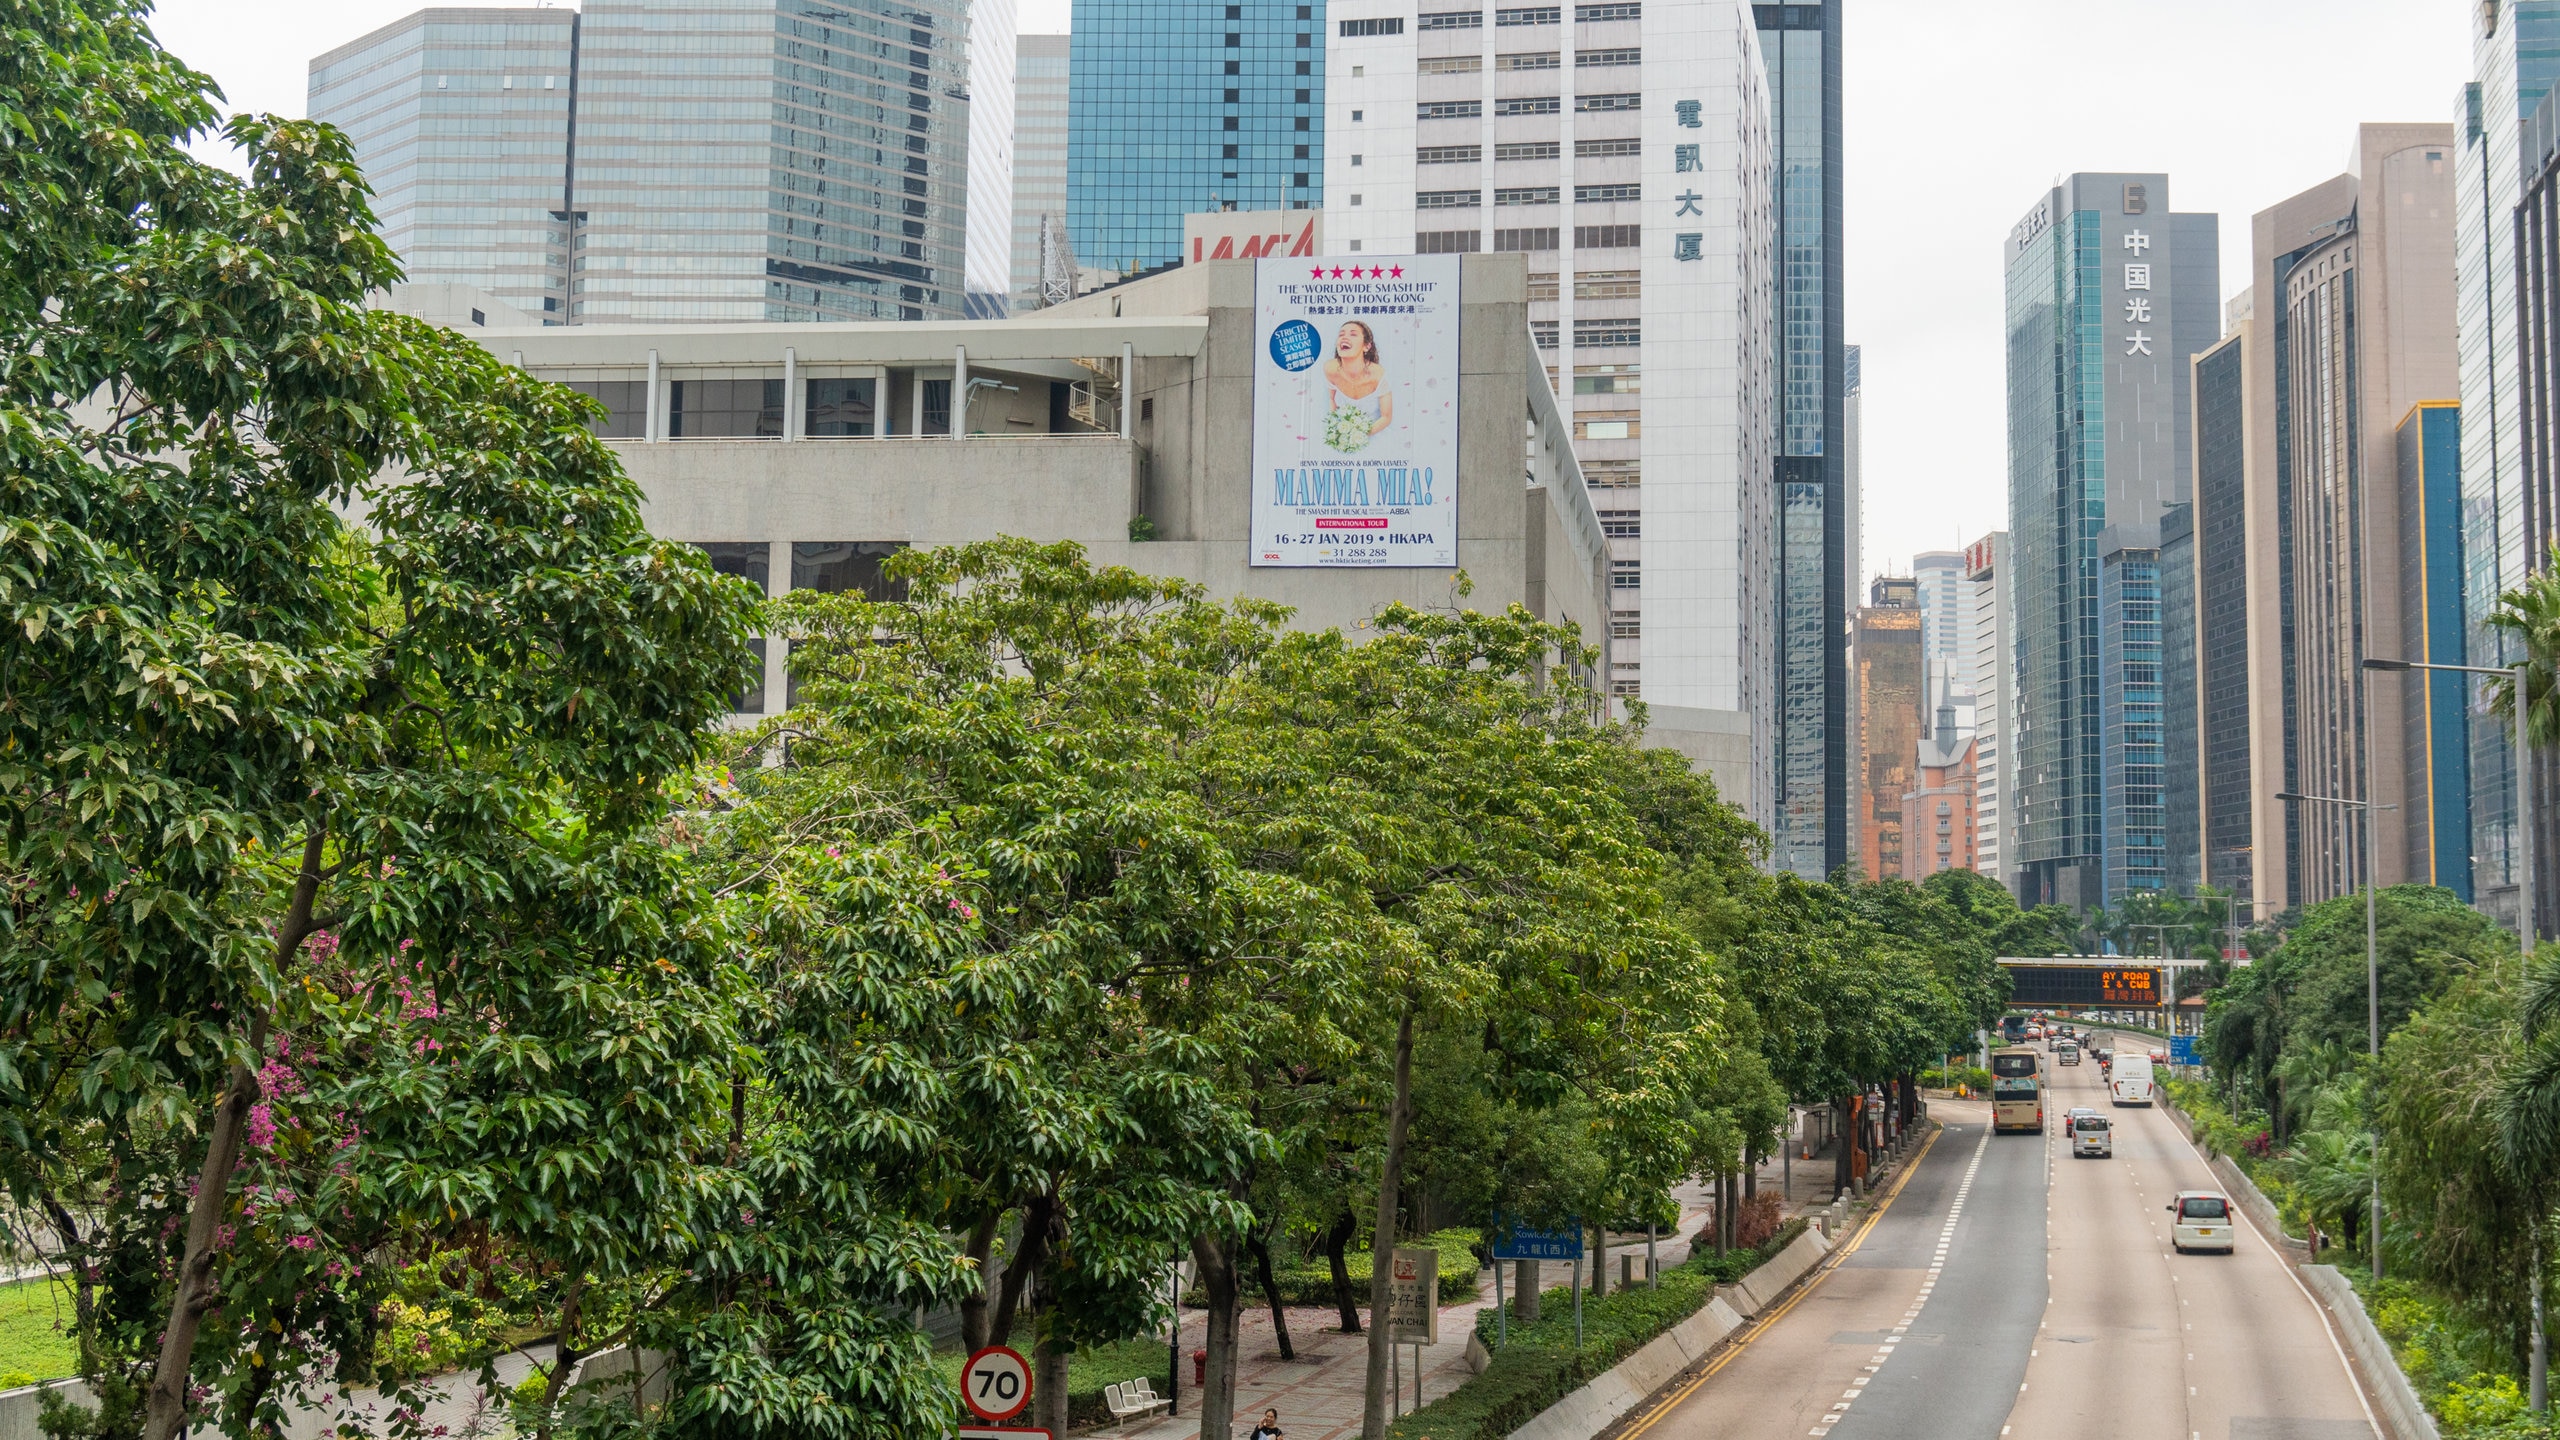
[1118,1194,1719,1440]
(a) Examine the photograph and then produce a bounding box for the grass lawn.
[0,1276,78,1387]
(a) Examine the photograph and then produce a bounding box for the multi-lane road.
[1618,1032,2384,1440]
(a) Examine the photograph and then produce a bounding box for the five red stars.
[1304,264,1411,279]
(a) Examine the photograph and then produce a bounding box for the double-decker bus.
[1990,1047,2043,1134]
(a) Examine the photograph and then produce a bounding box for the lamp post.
[2275,786,2383,1282]
[2364,658,2534,964]
[2365,656,2538,1404]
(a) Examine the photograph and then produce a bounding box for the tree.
[0,10,759,1435]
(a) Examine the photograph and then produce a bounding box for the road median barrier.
[2155,1088,2310,1258]
[2300,1265,2440,1440]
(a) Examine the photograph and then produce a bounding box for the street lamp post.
[2275,785,2383,1283]
[2365,656,2540,1406]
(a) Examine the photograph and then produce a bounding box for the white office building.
[1967,531,2014,893]
[1009,35,1072,310]
[965,0,1021,317]
[1912,547,1972,698]
[1322,0,1778,823]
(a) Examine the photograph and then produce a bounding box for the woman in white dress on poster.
[1320,319,1394,451]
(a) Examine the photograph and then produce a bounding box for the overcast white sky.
[161,0,2473,582]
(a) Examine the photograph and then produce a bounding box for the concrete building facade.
[1902,695,1979,881]
[453,256,1616,756]
[1320,0,1779,826]
[2280,125,2459,907]
[1010,36,1073,310]
[1966,531,2012,892]
[1857,574,1920,882]
[2002,173,2219,908]
[1912,547,1970,698]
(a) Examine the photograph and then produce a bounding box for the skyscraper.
[1912,548,1969,697]
[2279,126,2458,907]
[966,0,1021,317]
[307,9,577,321]
[1318,0,1780,827]
[2003,173,2218,909]
[1010,35,1072,309]
[1757,1,1847,883]
[1069,0,1323,280]
[311,1,974,325]
[2461,3,2560,937]
[1857,574,1921,882]
[1966,531,2012,891]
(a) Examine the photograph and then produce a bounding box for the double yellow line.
[1615,1121,1948,1440]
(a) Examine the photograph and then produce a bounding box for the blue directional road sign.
[2170,1035,2199,1066]
[1488,1220,1584,1261]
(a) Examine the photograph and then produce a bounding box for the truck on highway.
[2110,1051,2155,1106]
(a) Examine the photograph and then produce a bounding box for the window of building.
[1578,414,1637,439]
[562,379,647,439]
[1575,1,1639,18]
[791,541,909,602]
[1416,230,1482,252]
[1227,31,1242,44]
[1609,612,1640,638]
[1417,189,1482,208]
[1417,100,1480,118]
[1610,558,1640,589]
[1420,54,1483,72]
[1576,320,1640,347]
[1496,96,1561,115]
[1575,182,1639,203]
[1577,269,1639,299]
[1297,31,1311,45]
[1575,137,1638,158]
[1574,364,1639,394]
[1496,5,1560,23]
[1339,16,1405,34]
[1418,144,1482,163]
[1575,92,1638,111]
[1496,185,1560,206]
[1495,226,1559,251]
[1498,50,1559,68]
[1577,46,1639,65]
[669,379,784,439]
[1599,511,1639,538]
[1581,458,1638,486]
[804,377,876,436]
[2123,182,2147,214]
[1498,141,1562,161]
[1419,8,1484,26]
[1574,223,1640,248]
[921,379,951,435]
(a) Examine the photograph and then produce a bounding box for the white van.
[2110,1052,2155,1106]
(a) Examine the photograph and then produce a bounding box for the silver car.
[2069,1111,2111,1158]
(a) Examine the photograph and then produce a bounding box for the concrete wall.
[2301,1265,2439,1440]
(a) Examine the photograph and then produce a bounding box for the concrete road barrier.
[0,1379,90,1440]
[2300,1264,2439,1440]
[1506,1226,1831,1440]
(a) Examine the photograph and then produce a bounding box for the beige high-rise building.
[1857,575,1922,882]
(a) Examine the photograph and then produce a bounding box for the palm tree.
[2493,955,2560,1410]
[2486,548,2560,746]
[2281,1073,2373,1254]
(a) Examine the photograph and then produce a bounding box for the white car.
[2168,1190,2235,1253]
[2069,1111,2111,1158]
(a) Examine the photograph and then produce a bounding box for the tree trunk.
[1513,1259,1540,1324]
[1744,1143,1759,1201]
[1192,1234,1245,1440]
[1324,1209,1363,1334]
[1900,1071,1918,1131]
[1362,1007,1417,1440]
[142,832,328,1440]
[1833,1096,1853,1196]
[39,1191,97,1375]
[991,1192,1058,1347]
[1248,1230,1295,1361]
[535,1275,586,1440]
[960,1212,1003,1354]
[1590,1221,1607,1298]
[1715,1172,1731,1256]
[1033,1334,1073,1437]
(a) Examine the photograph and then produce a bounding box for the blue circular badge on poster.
[1269,319,1320,372]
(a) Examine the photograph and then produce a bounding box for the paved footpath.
[1120,1185,1722,1440]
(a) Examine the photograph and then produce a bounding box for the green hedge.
[1187,1228,1484,1308]
[1384,1218,1808,1440]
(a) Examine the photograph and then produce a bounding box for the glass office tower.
[1010,35,1072,308]
[312,0,971,324]
[1755,1,1847,881]
[308,9,577,320]
[1068,0,1324,279]
[2003,174,2218,909]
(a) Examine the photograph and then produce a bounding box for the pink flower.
[247,1103,277,1151]
[289,1235,318,1250]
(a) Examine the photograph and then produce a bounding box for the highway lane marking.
[2150,1095,2385,1440]
[1620,1117,1954,1440]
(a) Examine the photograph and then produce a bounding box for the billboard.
[1184,209,1321,264]
[2000,962,2165,1009]
[1250,256,1461,568]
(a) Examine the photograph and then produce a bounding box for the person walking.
[1248,1409,1285,1440]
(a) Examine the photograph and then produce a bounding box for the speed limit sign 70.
[963,1345,1032,1422]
